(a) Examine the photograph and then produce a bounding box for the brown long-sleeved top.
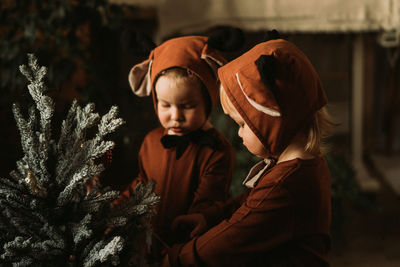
[113,127,234,255]
[171,157,331,266]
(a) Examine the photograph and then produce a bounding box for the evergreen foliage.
[0,54,160,266]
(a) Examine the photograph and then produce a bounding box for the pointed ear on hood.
[263,29,281,42]
[235,69,281,117]
[121,29,156,56]
[254,54,282,111]
[203,26,245,76]
[128,58,153,97]
[123,30,156,97]
[201,44,226,77]
[207,26,245,52]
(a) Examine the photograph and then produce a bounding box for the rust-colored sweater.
[171,157,331,266]
[113,127,234,254]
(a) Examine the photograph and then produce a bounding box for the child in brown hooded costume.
[112,35,237,262]
[168,32,334,266]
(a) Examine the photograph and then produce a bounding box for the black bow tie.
[160,130,217,159]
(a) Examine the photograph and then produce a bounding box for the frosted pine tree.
[0,54,160,266]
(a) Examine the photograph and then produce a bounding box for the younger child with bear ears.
[112,31,244,263]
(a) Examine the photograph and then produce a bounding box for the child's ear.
[128,59,153,97]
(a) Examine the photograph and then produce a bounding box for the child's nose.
[237,127,242,138]
[171,107,183,121]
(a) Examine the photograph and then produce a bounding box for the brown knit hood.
[128,36,227,112]
[218,39,327,157]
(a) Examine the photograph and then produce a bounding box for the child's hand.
[171,213,208,238]
[166,243,185,266]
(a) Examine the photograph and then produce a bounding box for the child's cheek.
[157,108,168,125]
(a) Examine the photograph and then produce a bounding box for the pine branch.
[0,54,160,266]
[83,236,124,267]
[20,54,54,186]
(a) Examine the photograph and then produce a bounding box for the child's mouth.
[170,127,184,134]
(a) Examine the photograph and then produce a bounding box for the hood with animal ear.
[128,36,227,113]
[218,38,327,158]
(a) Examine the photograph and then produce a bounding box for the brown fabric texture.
[113,127,234,258]
[218,39,328,157]
[172,157,331,267]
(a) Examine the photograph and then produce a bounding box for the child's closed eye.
[159,101,170,108]
[179,103,196,109]
[183,104,196,109]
